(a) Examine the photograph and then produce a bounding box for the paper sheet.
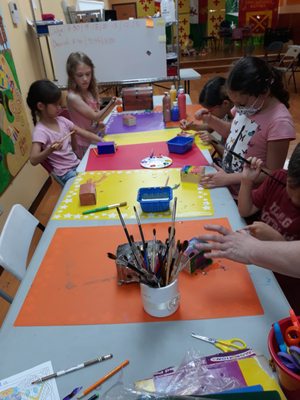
[0,361,60,400]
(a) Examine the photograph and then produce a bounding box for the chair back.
[0,204,39,281]
[278,46,300,69]
[232,28,243,40]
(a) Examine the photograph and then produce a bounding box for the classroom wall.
[0,0,66,229]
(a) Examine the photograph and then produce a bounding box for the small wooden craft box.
[122,86,153,111]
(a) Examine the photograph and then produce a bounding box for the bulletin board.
[0,11,32,195]
[49,18,167,86]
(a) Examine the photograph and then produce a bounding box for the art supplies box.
[35,20,63,35]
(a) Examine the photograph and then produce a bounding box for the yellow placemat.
[52,169,214,221]
[106,128,211,151]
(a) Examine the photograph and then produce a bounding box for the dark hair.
[26,79,61,125]
[226,56,290,108]
[66,52,98,100]
[288,143,300,187]
[199,76,229,107]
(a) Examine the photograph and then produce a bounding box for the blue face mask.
[236,96,265,116]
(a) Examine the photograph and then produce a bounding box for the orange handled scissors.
[191,333,247,353]
[285,309,300,347]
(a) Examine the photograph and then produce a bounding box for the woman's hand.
[194,224,257,264]
[244,221,285,241]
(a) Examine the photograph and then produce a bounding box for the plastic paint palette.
[140,155,172,169]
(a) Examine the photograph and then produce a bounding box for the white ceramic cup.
[140,279,180,318]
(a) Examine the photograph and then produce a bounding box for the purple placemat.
[105,112,165,134]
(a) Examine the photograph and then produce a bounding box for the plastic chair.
[264,41,284,63]
[0,204,45,303]
[276,46,300,92]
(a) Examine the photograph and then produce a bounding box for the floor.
[0,68,300,326]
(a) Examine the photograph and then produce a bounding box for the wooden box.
[181,166,205,183]
[123,114,136,126]
[79,182,96,206]
[122,86,153,111]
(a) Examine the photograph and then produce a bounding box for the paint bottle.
[162,92,171,122]
[169,84,177,108]
[171,101,179,121]
[178,88,186,120]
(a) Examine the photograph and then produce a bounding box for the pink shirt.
[67,92,99,148]
[222,99,295,173]
[252,170,300,241]
[32,116,79,177]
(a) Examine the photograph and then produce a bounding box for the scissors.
[284,309,300,347]
[274,322,288,353]
[191,333,247,353]
[278,346,300,372]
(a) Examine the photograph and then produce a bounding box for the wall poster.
[0,10,31,195]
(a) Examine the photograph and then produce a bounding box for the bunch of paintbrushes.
[107,198,201,287]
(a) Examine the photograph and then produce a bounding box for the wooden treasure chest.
[122,86,153,111]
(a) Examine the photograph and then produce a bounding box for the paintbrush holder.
[115,240,166,285]
[140,279,180,318]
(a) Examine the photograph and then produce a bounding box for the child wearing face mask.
[200,56,295,192]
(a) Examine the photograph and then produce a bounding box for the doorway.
[112,3,137,20]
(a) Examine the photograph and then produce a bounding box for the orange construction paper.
[15,218,263,327]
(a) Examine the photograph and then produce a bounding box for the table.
[0,114,291,398]
[179,68,201,94]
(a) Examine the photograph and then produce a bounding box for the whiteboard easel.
[48,19,167,87]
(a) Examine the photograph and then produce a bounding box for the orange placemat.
[15,218,263,326]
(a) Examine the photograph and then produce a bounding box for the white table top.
[179,68,201,81]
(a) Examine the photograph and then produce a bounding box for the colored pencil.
[77,360,129,399]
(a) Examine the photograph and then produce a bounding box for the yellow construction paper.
[106,128,211,151]
[52,169,214,221]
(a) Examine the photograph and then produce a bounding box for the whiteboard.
[48,19,167,86]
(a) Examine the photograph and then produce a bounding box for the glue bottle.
[169,84,177,108]
[171,101,179,121]
[178,88,186,120]
[162,92,171,123]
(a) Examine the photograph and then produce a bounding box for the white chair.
[276,46,300,92]
[0,204,45,304]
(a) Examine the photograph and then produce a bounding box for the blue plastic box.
[137,187,173,212]
[97,141,116,154]
[167,136,194,154]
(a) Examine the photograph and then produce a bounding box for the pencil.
[77,360,129,399]
[82,202,127,215]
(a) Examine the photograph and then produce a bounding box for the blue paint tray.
[137,186,173,212]
[167,136,194,154]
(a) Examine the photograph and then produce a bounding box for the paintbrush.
[60,130,75,142]
[166,197,177,285]
[211,139,286,187]
[83,201,127,215]
[133,206,149,270]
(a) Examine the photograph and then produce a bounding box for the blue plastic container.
[137,187,173,213]
[167,136,194,154]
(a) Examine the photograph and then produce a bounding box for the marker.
[82,202,127,215]
[31,354,113,384]
[87,394,99,400]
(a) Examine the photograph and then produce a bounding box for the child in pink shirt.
[66,52,116,159]
[27,79,101,185]
[199,57,295,191]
